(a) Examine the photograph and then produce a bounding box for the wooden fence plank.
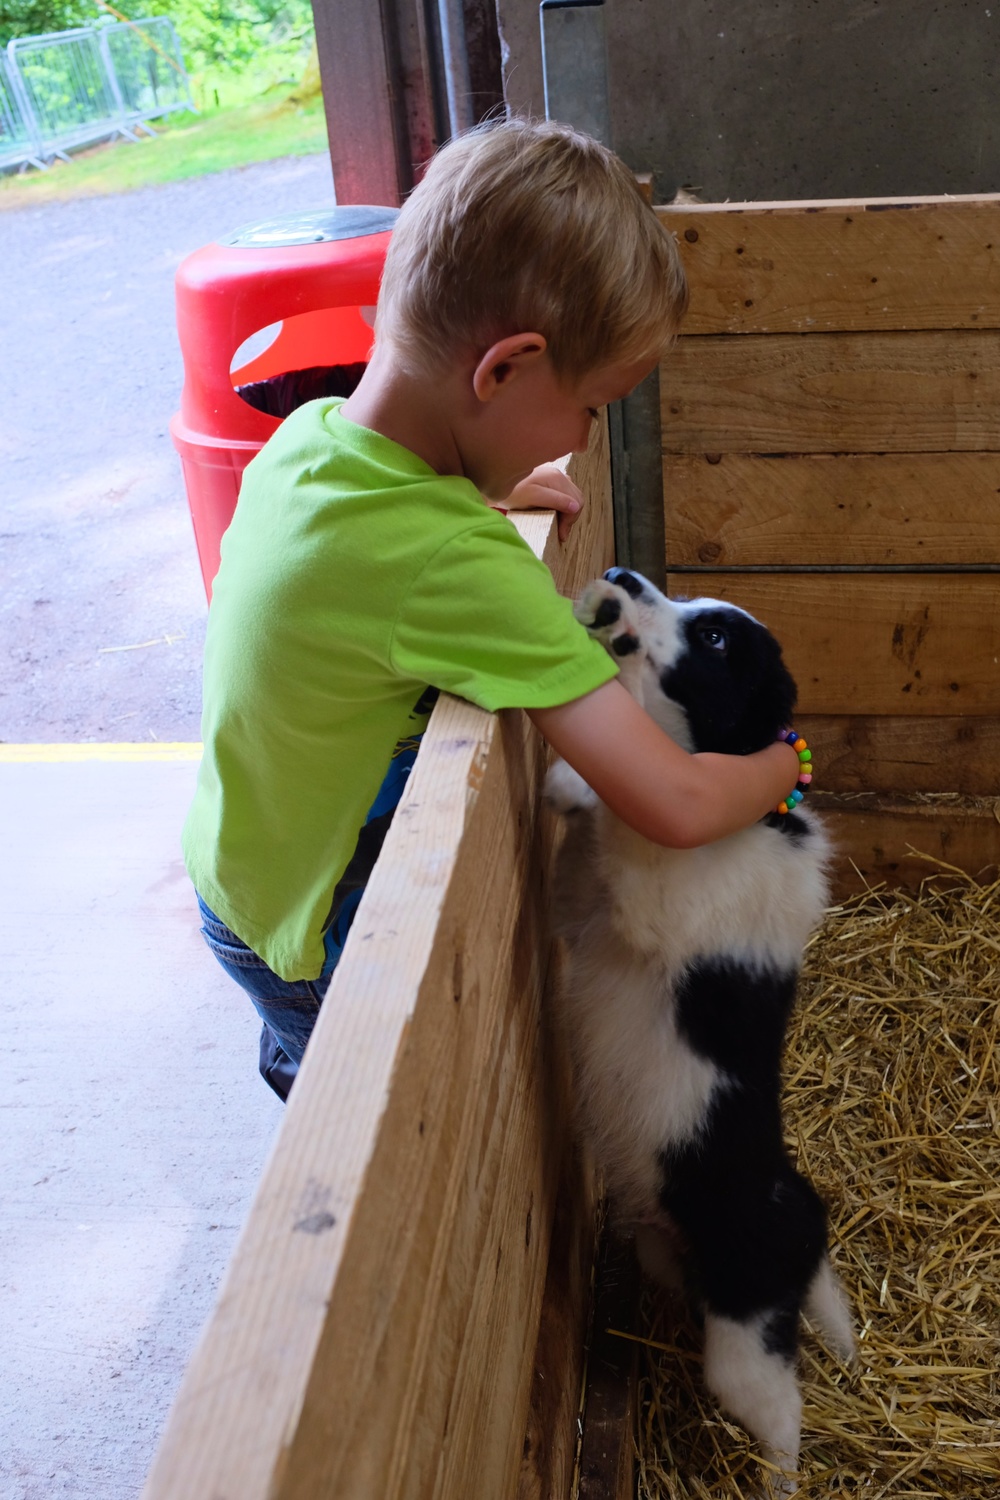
[660,330,1000,454]
[816,795,1000,896]
[798,715,1000,796]
[658,196,1000,336]
[662,452,1000,568]
[665,574,1000,716]
[145,700,545,1500]
[140,424,614,1500]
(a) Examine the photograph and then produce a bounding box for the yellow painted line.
[0,743,203,763]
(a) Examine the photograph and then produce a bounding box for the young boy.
[183,118,801,1100]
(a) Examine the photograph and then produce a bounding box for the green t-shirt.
[183,399,617,980]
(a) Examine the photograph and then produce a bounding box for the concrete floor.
[2,150,336,741]
[0,749,283,1500]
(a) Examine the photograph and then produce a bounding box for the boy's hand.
[496,464,584,542]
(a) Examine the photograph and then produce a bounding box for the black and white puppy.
[546,569,853,1495]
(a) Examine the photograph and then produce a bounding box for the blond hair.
[375,117,688,380]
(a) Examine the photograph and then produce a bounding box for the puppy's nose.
[603,567,646,600]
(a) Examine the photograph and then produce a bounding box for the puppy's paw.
[543,758,598,814]
[574,578,643,661]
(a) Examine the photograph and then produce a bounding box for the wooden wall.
[657,195,1000,892]
[140,428,615,1500]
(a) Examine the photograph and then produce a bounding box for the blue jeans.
[197,894,338,1078]
[197,724,428,1099]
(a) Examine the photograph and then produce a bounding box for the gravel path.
[1,152,335,743]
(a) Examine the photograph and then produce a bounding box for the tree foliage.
[1,0,93,42]
[0,0,314,69]
[136,0,313,73]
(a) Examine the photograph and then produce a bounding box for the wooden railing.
[141,421,614,1500]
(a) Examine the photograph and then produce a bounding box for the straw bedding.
[630,866,1000,1498]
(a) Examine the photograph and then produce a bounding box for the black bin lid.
[221,206,400,249]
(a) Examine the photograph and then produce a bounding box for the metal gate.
[1,18,193,173]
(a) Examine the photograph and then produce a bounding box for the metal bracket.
[539,0,611,146]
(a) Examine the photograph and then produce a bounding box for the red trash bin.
[170,205,398,599]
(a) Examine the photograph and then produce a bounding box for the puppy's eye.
[698,626,728,652]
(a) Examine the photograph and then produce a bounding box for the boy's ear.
[472,333,548,403]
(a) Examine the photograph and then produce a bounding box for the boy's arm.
[527,679,801,849]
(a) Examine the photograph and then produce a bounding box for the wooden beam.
[662,451,1000,568]
[146,703,546,1500]
[661,330,1000,455]
[664,573,1000,717]
[815,794,1000,897]
[798,715,1000,797]
[140,422,614,1500]
[659,195,1000,336]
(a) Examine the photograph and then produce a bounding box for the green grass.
[0,86,329,209]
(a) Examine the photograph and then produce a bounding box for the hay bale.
[632,866,1000,1497]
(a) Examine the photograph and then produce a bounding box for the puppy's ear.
[729,631,797,753]
[753,634,798,741]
